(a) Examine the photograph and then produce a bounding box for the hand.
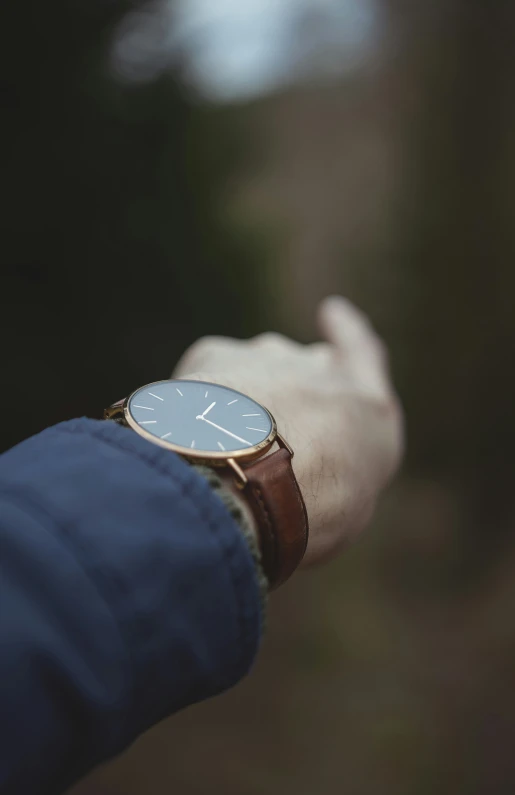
[173,296,404,565]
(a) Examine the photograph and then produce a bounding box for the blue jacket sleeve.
[0,418,262,795]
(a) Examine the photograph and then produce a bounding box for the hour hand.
[201,401,216,418]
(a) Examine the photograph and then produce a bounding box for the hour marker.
[246,427,266,433]
[228,399,238,405]
[161,432,172,439]
[205,391,209,398]
[190,440,196,448]
[134,405,154,411]
[217,441,226,451]
[176,388,184,397]
[148,392,164,401]
[242,414,260,417]
[140,420,157,425]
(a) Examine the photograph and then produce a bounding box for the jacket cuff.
[6,418,263,737]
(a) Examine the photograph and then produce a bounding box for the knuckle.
[180,340,203,366]
[177,337,222,371]
[199,334,225,348]
[253,331,290,348]
[189,335,226,358]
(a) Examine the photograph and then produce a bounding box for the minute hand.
[197,416,251,446]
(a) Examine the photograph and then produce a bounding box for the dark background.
[2,1,515,793]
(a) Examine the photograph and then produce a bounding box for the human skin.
[173,296,404,566]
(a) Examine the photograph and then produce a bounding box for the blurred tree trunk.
[384,0,515,555]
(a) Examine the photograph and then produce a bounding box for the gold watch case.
[104,379,292,486]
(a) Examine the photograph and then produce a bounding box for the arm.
[0,418,261,795]
[0,296,403,795]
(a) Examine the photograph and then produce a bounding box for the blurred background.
[2,0,515,793]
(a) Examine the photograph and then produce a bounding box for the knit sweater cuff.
[192,466,268,625]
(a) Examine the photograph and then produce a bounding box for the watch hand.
[202,401,216,418]
[196,415,251,446]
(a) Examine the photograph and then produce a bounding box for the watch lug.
[227,458,248,489]
[276,432,294,458]
[104,399,125,421]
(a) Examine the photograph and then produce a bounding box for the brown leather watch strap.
[105,397,308,587]
[241,448,309,589]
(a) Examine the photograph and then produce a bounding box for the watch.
[104,379,309,588]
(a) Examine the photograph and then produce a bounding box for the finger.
[317,295,392,395]
[318,295,375,350]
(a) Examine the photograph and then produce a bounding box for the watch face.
[126,380,274,457]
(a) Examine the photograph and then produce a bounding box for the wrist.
[105,378,308,589]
